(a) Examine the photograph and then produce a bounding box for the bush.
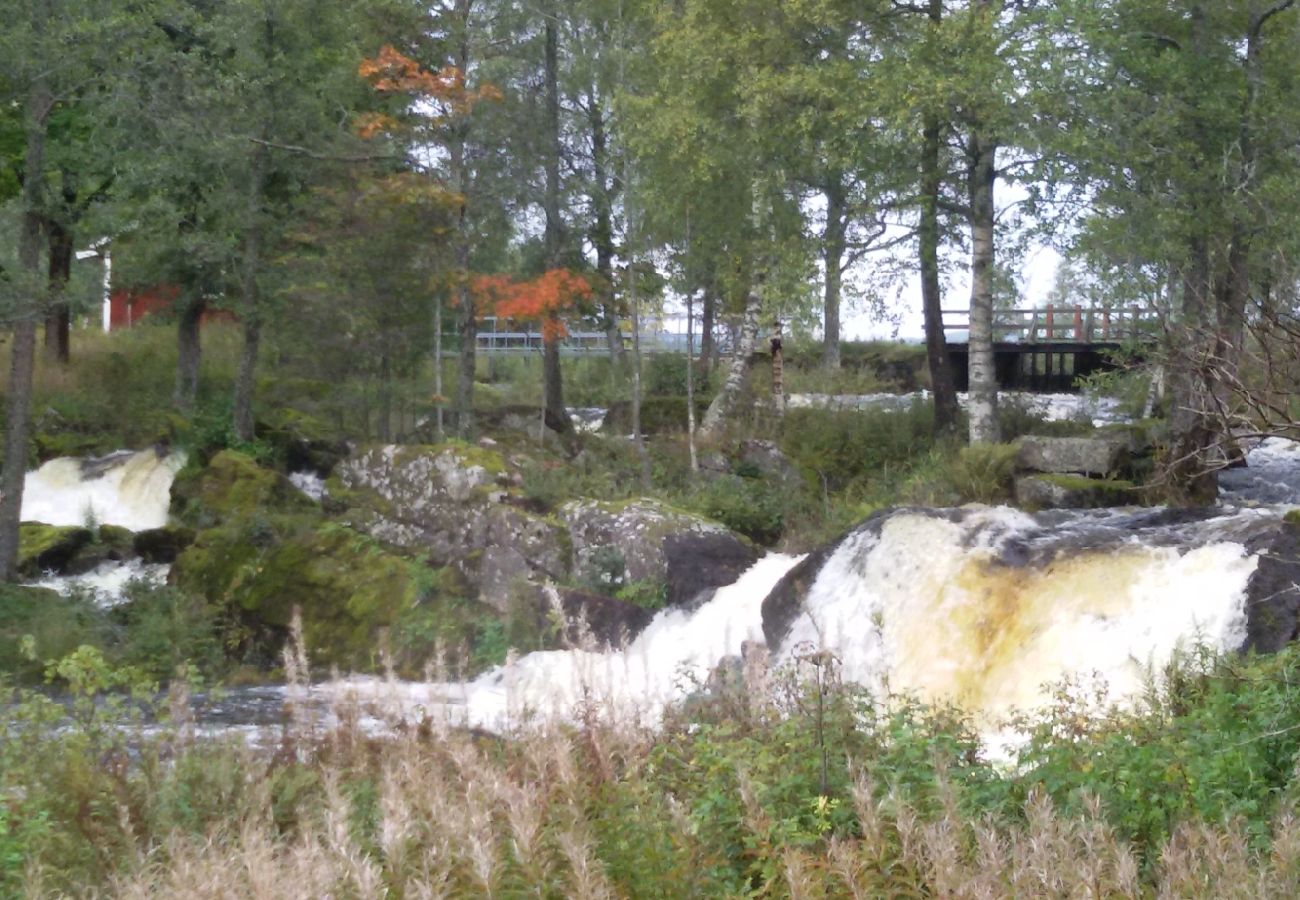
[691,475,787,544]
[781,403,935,495]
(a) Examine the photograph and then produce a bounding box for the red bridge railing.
[941,305,1160,343]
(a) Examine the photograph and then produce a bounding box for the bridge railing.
[941,305,1161,343]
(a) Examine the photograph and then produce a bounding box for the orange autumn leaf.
[476,270,593,340]
[358,45,501,119]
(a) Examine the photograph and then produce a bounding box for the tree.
[1059,0,1300,500]
[0,0,149,580]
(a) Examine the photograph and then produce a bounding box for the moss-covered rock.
[258,407,349,477]
[134,525,197,563]
[170,450,310,527]
[18,524,94,577]
[1015,473,1140,510]
[173,518,418,669]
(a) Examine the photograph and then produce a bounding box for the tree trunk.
[699,286,761,441]
[700,285,716,376]
[1165,235,1219,504]
[589,94,626,368]
[966,129,999,445]
[44,219,72,364]
[232,140,267,443]
[452,0,477,438]
[822,176,846,370]
[173,291,206,413]
[542,9,577,452]
[686,289,699,473]
[0,80,52,581]
[920,92,959,437]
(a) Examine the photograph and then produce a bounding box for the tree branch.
[248,137,395,162]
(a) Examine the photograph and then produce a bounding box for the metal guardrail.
[941,305,1160,343]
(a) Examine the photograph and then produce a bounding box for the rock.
[1241,521,1300,653]
[664,531,760,607]
[134,525,197,563]
[1014,474,1139,510]
[1016,436,1129,476]
[562,499,747,592]
[737,439,800,484]
[59,524,139,576]
[173,519,417,669]
[18,524,94,577]
[259,408,349,478]
[336,443,567,611]
[170,450,311,526]
[553,586,656,648]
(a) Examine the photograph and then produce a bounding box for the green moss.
[1284,509,1300,527]
[18,524,94,577]
[173,518,418,669]
[1039,473,1137,492]
[171,450,310,527]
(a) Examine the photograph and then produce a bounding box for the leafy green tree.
[0,0,154,580]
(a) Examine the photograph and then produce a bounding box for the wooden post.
[1046,303,1055,340]
[1073,306,1083,341]
[1103,309,1111,340]
[770,319,784,417]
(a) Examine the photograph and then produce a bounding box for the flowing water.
[18,434,1300,750]
[23,448,184,532]
[21,449,184,605]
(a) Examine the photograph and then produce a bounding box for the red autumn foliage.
[473,270,593,341]
[357,45,501,137]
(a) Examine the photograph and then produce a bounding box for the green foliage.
[690,475,787,545]
[781,403,935,495]
[108,580,223,682]
[946,442,1019,505]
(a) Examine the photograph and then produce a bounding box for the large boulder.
[562,499,754,603]
[17,524,94,577]
[336,443,503,532]
[335,443,568,612]
[173,518,417,669]
[170,450,310,526]
[1241,516,1300,652]
[1016,436,1129,476]
[1014,474,1139,510]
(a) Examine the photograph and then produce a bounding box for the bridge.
[943,305,1160,392]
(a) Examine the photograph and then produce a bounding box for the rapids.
[22,448,184,531]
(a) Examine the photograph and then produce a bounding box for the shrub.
[691,475,787,544]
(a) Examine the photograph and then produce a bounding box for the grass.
[6,639,1300,896]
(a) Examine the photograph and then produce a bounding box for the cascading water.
[322,441,1300,746]
[23,448,184,531]
[328,553,804,731]
[21,448,185,604]
[769,506,1264,732]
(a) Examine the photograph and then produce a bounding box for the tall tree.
[0,0,145,580]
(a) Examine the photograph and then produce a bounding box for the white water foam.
[787,391,1126,427]
[325,553,804,731]
[778,508,1256,733]
[31,558,170,608]
[22,449,184,531]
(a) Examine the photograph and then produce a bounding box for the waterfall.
[772,507,1260,732]
[327,553,804,731]
[22,449,184,531]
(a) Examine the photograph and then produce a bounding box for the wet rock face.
[562,499,746,592]
[1242,522,1300,652]
[1017,436,1130,476]
[17,524,95,577]
[664,532,760,607]
[553,586,656,648]
[336,444,568,612]
[1014,474,1138,510]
